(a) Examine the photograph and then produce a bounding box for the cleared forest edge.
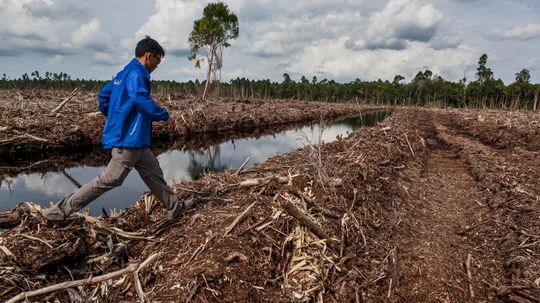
[0,89,386,164]
[0,107,539,302]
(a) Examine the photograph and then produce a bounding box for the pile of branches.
[0,202,161,302]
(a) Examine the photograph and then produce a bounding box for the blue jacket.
[98,58,169,150]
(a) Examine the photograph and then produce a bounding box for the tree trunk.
[203,61,212,99]
[534,89,538,111]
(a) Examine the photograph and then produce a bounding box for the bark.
[534,89,538,111]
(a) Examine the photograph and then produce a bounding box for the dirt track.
[1,106,539,302]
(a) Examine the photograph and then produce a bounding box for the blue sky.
[1,0,539,84]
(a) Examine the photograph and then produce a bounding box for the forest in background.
[1,54,538,110]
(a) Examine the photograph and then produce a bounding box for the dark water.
[0,111,388,214]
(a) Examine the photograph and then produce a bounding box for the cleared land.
[0,93,539,302]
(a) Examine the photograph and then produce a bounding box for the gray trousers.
[44,148,177,220]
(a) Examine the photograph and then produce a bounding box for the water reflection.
[0,111,388,213]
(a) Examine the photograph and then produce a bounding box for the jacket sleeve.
[126,71,169,121]
[98,80,113,116]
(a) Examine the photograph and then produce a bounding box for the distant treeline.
[1,54,538,110]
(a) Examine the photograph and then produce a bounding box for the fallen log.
[280,198,336,249]
[6,252,161,303]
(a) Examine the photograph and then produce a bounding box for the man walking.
[44,36,184,227]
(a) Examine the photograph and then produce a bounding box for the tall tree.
[188,2,239,99]
[515,68,531,83]
[476,54,494,83]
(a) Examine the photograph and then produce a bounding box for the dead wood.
[187,234,215,263]
[50,86,82,114]
[404,133,415,156]
[0,207,26,229]
[465,254,474,299]
[223,201,257,236]
[279,198,333,246]
[387,247,399,298]
[294,190,340,218]
[234,157,250,175]
[6,263,139,303]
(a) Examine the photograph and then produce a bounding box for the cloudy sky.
[1,0,539,84]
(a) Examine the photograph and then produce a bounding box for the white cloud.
[71,19,112,52]
[121,0,205,58]
[92,52,116,65]
[0,0,113,63]
[356,0,443,50]
[47,54,63,64]
[2,0,538,83]
[289,37,476,82]
[491,24,540,41]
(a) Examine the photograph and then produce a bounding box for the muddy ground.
[1,103,539,302]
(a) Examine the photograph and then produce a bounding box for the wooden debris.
[224,252,248,263]
[223,201,257,236]
[465,253,474,299]
[234,157,250,175]
[187,234,215,263]
[404,133,415,156]
[239,176,289,187]
[279,198,332,243]
[294,190,339,219]
[387,247,399,298]
[50,86,82,114]
[6,263,139,303]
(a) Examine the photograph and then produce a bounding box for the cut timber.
[280,199,333,246]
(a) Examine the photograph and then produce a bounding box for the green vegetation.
[0,54,538,110]
[188,2,239,99]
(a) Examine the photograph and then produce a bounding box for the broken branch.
[51,86,82,114]
[224,201,257,236]
[6,263,139,303]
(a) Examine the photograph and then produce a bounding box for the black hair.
[135,35,165,58]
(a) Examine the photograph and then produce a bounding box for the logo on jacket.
[114,79,122,85]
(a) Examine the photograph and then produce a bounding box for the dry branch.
[234,157,250,175]
[51,86,82,114]
[280,199,332,244]
[294,190,340,218]
[223,201,257,236]
[404,133,415,156]
[6,263,139,303]
[465,253,474,299]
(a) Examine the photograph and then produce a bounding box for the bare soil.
[1,103,539,303]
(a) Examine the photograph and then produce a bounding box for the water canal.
[0,111,388,214]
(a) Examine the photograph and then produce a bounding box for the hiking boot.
[166,199,185,222]
[148,198,195,235]
[43,204,68,221]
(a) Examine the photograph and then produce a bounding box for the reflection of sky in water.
[0,112,387,214]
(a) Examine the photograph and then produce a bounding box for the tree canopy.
[188,2,239,99]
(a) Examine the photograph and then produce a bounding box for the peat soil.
[1,107,539,302]
[0,89,385,165]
